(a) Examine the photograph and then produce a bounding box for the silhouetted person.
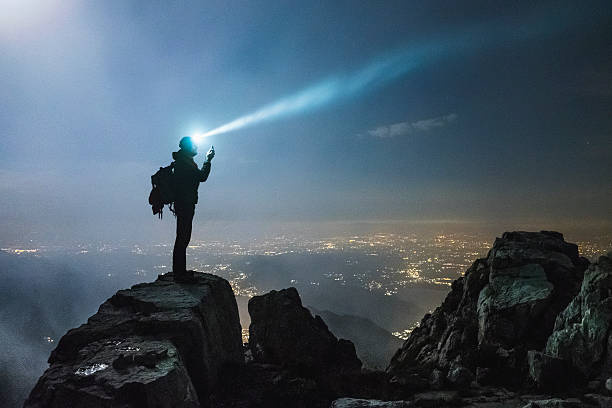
[172,136,214,282]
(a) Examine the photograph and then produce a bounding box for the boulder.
[388,231,588,388]
[24,272,243,408]
[248,287,362,373]
[531,253,612,387]
[477,232,586,359]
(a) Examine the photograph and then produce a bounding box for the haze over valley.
[2,223,610,406]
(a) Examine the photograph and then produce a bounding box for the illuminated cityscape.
[185,233,493,297]
[3,230,610,342]
[3,231,611,299]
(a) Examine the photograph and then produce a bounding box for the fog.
[0,252,147,406]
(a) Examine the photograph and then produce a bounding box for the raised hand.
[206,146,215,162]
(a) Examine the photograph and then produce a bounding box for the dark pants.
[173,202,195,275]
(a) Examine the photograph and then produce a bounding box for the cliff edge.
[387,230,590,389]
[24,272,243,408]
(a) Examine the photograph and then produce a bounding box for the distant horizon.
[2,217,610,248]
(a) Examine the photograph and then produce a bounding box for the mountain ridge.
[25,231,612,407]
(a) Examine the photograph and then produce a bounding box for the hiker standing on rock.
[172,136,214,282]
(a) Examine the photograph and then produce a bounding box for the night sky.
[1,0,611,243]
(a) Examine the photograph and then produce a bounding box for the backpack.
[148,162,175,218]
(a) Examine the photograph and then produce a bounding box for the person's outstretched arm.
[199,161,211,182]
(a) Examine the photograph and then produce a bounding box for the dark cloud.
[367,113,458,138]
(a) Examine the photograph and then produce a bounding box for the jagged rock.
[25,272,243,408]
[531,254,612,388]
[520,398,583,408]
[330,398,410,407]
[248,287,362,373]
[388,231,588,388]
[446,366,474,388]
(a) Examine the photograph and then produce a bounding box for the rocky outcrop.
[248,287,362,373]
[387,231,589,389]
[210,288,376,407]
[530,253,612,390]
[24,272,243,408]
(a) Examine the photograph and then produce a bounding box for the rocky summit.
[211,287,371,408]
[24,272,243,408]
[24,231,612,407]
[387,231,589,389]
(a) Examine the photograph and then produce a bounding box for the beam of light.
[194,5,589,142]
[195,49,422,141]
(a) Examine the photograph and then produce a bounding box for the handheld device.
[206,145,215,162]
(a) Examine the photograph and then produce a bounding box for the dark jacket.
[172,149,211,205]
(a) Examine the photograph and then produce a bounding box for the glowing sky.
[0,1,611,243]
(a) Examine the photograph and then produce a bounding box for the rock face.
[211,288,375,407]
[248,287,362,373]
[531,253,612,389]
[387,231,588,388]
[24,272,243,408]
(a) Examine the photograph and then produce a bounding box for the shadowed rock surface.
[330,232,612,407]
[24,272,243,408]
[387,231,589,388]
[248,287,362,373]
[531,252,612,390]
[213,288,380,408]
